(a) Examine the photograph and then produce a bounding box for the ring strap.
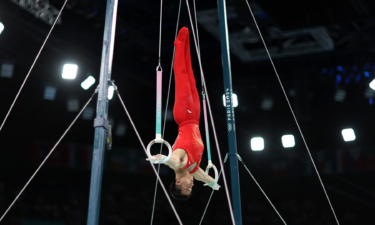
[155,70,163,139]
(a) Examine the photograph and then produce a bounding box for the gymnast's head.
[169,174,194,200]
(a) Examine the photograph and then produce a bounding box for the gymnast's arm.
[146,148,186,170]
[192,167,213,184]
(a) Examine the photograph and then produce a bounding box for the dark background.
[0,0,375,224]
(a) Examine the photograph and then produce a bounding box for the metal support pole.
[217,0,243,224]
[86,0,118,224]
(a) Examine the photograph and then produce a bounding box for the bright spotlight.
[251,137,264,151]
[370,79,375,91]
[108,86,114,100]
[341,128,356,142]
[222,93,238,107]
[0,23,4,35]
[62,64,78,79]
[281,135,295,148]
[81,76,95,90]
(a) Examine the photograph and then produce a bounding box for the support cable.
[185,1,235,223]
[236,154,287,225]
[158,0,163,65]
[0,88,98,223]
[112,83,182,225]
[0,0,69,133]
[150,0,182,224]
[199,154,228,225]
[244,1,340,224]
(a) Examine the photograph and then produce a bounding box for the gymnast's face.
[176,175,194,195]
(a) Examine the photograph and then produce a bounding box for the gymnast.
[147,27,220,200]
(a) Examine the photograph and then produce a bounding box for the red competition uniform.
[172,27,204,174]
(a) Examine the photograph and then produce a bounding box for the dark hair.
[169,179,192,201]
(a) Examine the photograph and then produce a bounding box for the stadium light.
[251,137,264,151]
[0,63,14,78]
[67,99,79,112]
[261,95,273,110]
[82,107,94,120]
[364,87,375,98]
[0,22,4,35]
[334,89,346,102]
[81,76,95,90]
[115,124,127,136]
[108,86,114,100]
[281,135,295,148]
[341,128,356,142]
[44,86,56,100]
[370,79,375,91]
[222,93,238,107]
[62,64,78,79]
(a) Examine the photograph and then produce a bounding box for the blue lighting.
[370,99,373,104]
[320,68,327,75]
[337,66,343,71]
[363,63,371,70]
[355,74,361,83]
[258,13,267,19]
[353,65,357,71]
[372,65,375,71]
[335,75,342,85]
[364,71,370,77]
[93,9,98,14]
[121,29,126,34]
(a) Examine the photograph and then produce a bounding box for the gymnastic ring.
[146,138,172,164]
[205,161,219,183]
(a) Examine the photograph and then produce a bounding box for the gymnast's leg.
[184,28,200,122]
[173,27,196,125]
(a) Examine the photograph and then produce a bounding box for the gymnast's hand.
[205,179,221,191]
[146,154,167,164]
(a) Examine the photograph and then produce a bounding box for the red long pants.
[172,27,204,174]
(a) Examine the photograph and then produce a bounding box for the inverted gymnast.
[147,27,220,200]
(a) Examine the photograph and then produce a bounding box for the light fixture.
[334,89,346,102]
[44,86,57,100]
[222,93,238,107]
[341,128,356,142]
[115,124,127,136]
[281,135,295,148]
[0,22,4,35]
[1,63,14,78]
[67,99,79,112]
[108,86,114,100]
[261,95,273,110]
[81,76,95,90]
[62,64,78,79]
[251,137,264,151]
[364,87,375,99]
[370,79,375,91]
[82,107,94,120]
